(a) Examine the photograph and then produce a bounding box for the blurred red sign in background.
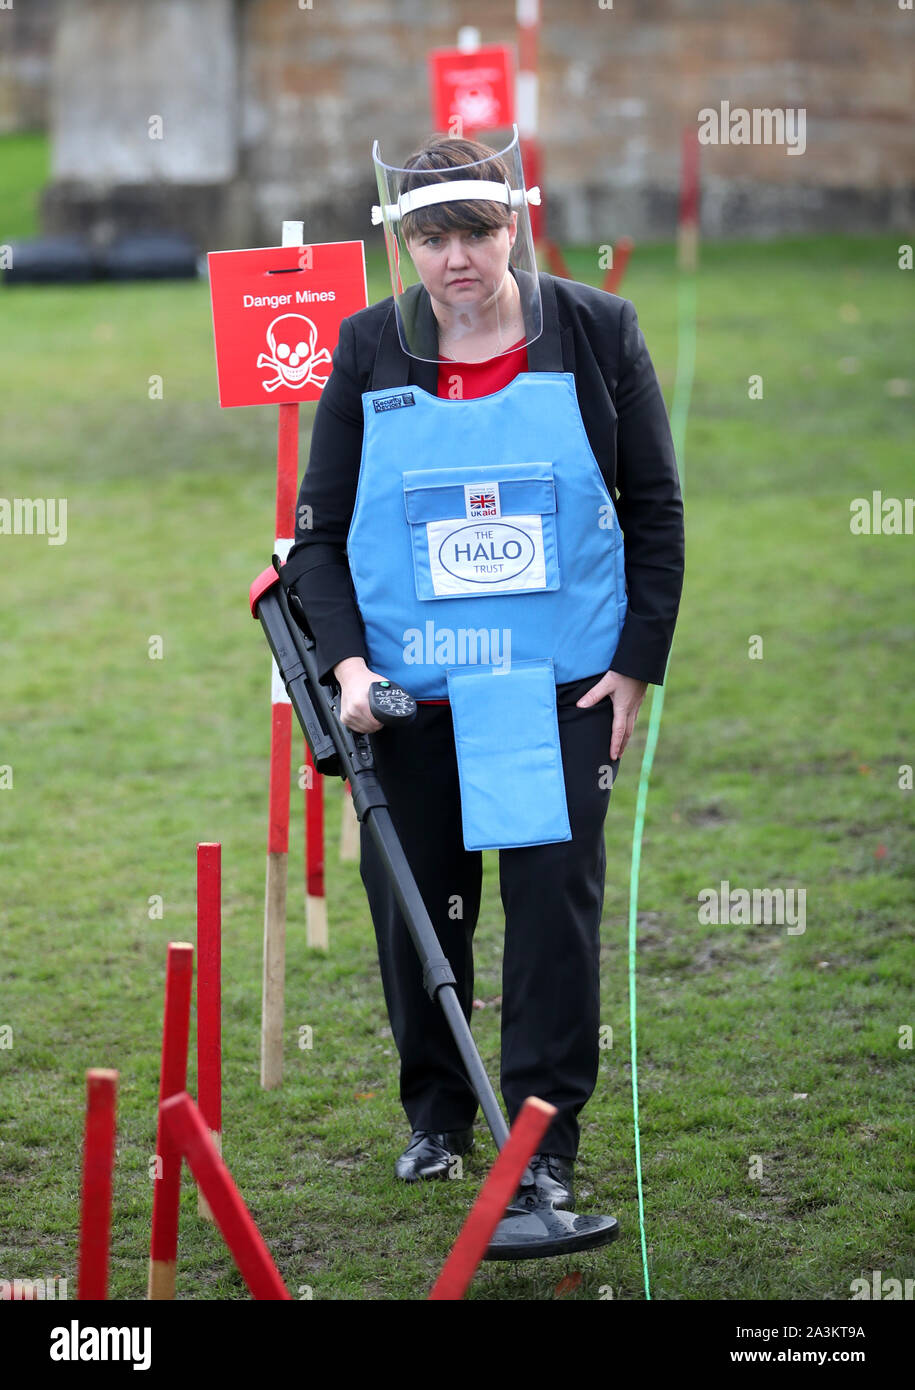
[428,45,515,135]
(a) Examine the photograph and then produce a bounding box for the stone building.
[3,0,913,249]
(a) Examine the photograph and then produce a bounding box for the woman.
[282,130,684,1211]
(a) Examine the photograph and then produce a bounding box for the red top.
[420,338,529,704]
[435,337,529,398]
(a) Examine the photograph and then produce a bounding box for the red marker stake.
[678,127,701,273]
[148,942,193,1299]
[161,1093,291,1300]
[428,1096,556,1300]
[78,1069,118,1301]
[305,743,327,948]
[196,843,222,1219]
[262,699,291,1089]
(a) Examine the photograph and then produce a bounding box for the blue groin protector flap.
[446,658,571,852]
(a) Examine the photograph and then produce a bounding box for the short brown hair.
[399,136,514,243]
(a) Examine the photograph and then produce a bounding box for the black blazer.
[284,269,685,687]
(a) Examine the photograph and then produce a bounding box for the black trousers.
[359,675,618,1159]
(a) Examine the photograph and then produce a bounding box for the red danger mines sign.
[428,45,515,135]
[208,241,368,408]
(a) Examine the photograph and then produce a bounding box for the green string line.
[627,267,696,1300]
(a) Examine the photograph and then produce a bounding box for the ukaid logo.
[464,482,501,519]
[427,519,545,595]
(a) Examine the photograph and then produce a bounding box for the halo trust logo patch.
[438,522,536,584]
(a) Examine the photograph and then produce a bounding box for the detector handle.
[368,680,417,726]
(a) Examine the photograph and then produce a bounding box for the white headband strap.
[372,181,540,227]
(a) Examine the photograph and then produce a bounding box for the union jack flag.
[469,491,496,510]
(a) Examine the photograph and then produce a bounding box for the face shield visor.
[371,126,543,365]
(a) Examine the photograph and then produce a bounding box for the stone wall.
[41,0,251,248]
[0,0,56,134]
[237,0,915,244]
[31,0,915,248]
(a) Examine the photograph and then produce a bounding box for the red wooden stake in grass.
[678,126,701,273]
[262,666,292,1090]
[78,1068,118,1300]
[196,842,222,1219]
[305,743,327,948]
[148,942,193,1300]
[161,1092,291,1300]
[429,1096,557,1300]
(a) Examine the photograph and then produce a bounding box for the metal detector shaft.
[251,567,510,1151]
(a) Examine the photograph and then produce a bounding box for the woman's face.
[405,212,518,317]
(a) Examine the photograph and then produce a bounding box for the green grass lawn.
[0,227,912,1301]
[0,133,51,244]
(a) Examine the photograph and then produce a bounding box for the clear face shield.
[371,126,543,365]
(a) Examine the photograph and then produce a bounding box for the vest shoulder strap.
[370,305,412,391]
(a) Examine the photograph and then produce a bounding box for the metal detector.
[250,560,619,1260]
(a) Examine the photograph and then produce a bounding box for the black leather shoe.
[394,1128,474,1182]
[527,1153,575,1210]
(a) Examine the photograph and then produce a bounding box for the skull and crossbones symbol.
[257,314,332,393]
[453,83,501,130]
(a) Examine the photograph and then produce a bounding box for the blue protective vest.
[346,275,627,851]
